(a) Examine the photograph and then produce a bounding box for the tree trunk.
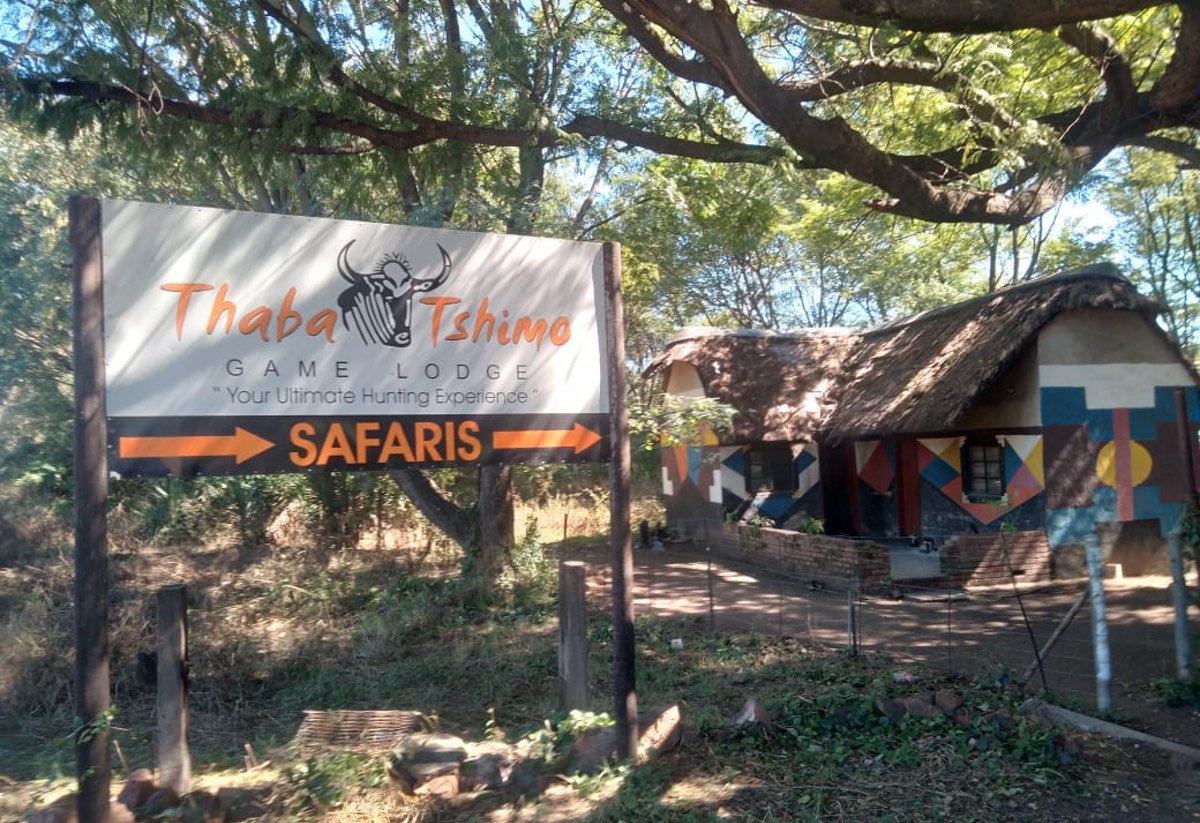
[389,465,514,585]
[389,467,473,549]
[472,465,515,581]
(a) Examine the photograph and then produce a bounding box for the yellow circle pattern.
[1095,440,1152,488]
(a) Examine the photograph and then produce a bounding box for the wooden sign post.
[71,195,111,823]
[604,242,637,758]
[68,199,639,820]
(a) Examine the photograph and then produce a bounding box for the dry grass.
[4,488,1200,823]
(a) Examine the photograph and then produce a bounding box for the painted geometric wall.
[661,442,822,527]
[915,435,1044,525]
[855,440,897,535]
[1041,385,1199,546]
[854,436,1046,536]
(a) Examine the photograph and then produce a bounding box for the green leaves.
[630,394,736,451]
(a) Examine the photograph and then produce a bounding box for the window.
[746,444,796,493]
[963,437,1004,500]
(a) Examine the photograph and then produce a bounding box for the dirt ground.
[564,539,1200,751]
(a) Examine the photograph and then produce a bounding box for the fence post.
[846,589,858,655]
[1167,530,1193,680]
[558,561,589,711]
[157,584,191,794]
[1084,533,1112,713]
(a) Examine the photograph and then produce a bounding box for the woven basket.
[292,709,425,753]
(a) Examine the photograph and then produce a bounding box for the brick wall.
[718,523,891,592]
[940,530,1052,588]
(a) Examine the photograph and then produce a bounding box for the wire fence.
[569,531,1193,720]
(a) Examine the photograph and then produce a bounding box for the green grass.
[2,523,1195,822]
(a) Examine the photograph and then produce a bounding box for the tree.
[1097,148,1200,353]
[608,158,991,332]
[1,0,631,584]
[5,0,1195,581]
[7,1,1199,227]
[595,0,1200,224]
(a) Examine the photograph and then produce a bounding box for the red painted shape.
[1113,408,1134,522]
[859,442,895,494]
[1008,462,1041,491]
[896,439,921,535]
[916,441,938,471]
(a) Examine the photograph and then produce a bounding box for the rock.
[733,699,770,728]
[461,742,516,792]
[25,794,77,823]
[898,693,940,720]
[875,694,940,724]
[934,689,963,716]
[413,773,459,797]
[641,704,683,756]
[875,697,906,726]
[179,790,222,823]
[141,788,181,819]
[568,706,685,775]
[389,733,467,795]
[216,786,270,822]
[117,769,157,811]
[568,727,617,776]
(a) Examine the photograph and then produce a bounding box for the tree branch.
[563,114,786,163]
[1151,1,1200,112]
[1126,135,1200,169]
[388,468,474,549]
[747,0,1167,34]
[1058,21,1138,127]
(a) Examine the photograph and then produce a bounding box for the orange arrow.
[119,427,274,464]
[492,423,602,454]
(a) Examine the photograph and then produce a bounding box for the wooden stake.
[157,584,191,794]
[604,241,637,760]
[558,561,589,711]
[71,195,110,823]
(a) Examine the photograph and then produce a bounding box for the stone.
[461,742,516,792]
[141,788,181,819]
[874,696,906,726]
[25,794,77,823]
[413,773,459,797]
[178,790,222,823]
[568,706,685,775]
[934,689,963,716]
[733,698,770,728]
[390,733,467,793]
[640,704,683,756]
[116,769,157,811]
[875,694,940,724]
[567,727,617,776]
[898,693,940,720]
[216,786,270,822]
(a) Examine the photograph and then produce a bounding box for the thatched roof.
[647,264,1174,446]
[644,327,858,443]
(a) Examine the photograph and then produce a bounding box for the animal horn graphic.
[335,240,453,348]
[337,241,368,284]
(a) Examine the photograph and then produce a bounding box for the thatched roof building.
[647,264,1170,446]
[644,327,858,444]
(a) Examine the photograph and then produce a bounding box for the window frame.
[961,436,1006,503]
[745,443,798,494]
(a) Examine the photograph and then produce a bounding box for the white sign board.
[100,200,612,475]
